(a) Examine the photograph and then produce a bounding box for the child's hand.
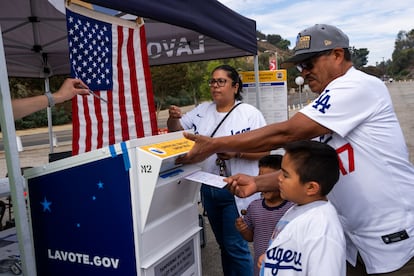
[257,254,265,269]
[235,216,248,232]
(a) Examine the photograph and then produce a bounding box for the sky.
[219,0,413,66]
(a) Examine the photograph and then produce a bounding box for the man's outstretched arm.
[177,112,330,164]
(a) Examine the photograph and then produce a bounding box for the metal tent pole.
[0,26,37,276]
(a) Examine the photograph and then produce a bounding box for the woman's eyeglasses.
[208,78,227,87]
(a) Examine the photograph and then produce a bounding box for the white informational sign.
[240,70,288,124]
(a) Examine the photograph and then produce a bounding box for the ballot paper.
[185,171,227,188]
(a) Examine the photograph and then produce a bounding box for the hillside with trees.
[390,29,414,79]
[5,28,414,130]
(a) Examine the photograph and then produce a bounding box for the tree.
[258,53,272,70]
[276,39,290,51]
[349,46,369,69]
[266,34,290,50]
[150,64,188,112]
[391,29,414,78]
[394,30,414,51]
[266,34,282,46]
[186,61,208,104]
[256,30,266,41]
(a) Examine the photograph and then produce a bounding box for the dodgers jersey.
[261,201,346,276]
[300,67,414,274]
[180,101,267,212]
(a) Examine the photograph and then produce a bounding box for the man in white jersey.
[177,24,414,275]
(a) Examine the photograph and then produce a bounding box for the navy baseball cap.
[282,24,349,68]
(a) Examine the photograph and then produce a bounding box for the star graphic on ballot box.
[40,197,52,212]
[97,181,104,189]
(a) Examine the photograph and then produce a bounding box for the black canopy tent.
[82,0,257,55]
[0,1,258,275]
[145,19,255,66]
[1,0,257,77]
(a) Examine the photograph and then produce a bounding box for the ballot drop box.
[24,132,202,276]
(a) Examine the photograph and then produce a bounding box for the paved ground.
[391,81,414,163]
[0,81,413,275]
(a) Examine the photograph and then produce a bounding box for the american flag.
[66,6,158,155]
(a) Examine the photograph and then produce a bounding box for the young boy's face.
[259,166,281,200]
[278,153,308,204]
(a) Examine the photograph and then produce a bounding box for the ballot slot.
[146,166,200,225]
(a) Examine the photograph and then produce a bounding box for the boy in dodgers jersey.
[260,140,345,276]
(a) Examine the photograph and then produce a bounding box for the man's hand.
[225,173,258,198]
[175,132,215,164]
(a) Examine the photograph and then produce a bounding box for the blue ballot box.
[24,131,202,276]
